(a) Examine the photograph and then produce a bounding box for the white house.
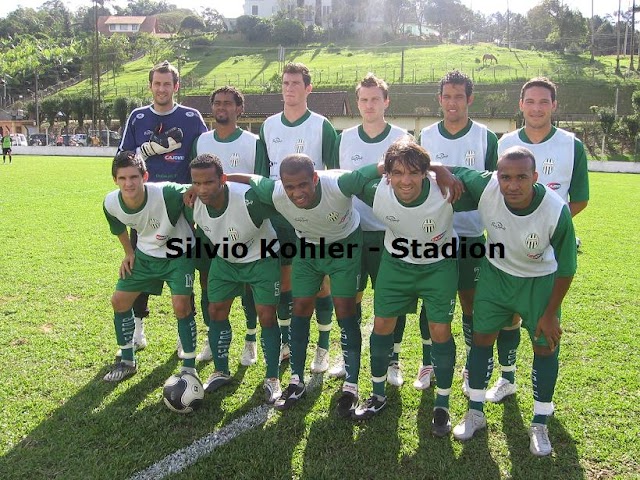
[243,0,332,27]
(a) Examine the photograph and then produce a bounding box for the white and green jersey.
[193,183,278,263]
[193,128,268,176]
[260,109,337,180]
[104,182,192,258]
[336,123,407,231]
[420,119,498,237]
[372,175,454,265]
[498,126,589,204]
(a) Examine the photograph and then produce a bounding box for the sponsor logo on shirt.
[136,113,145,119]
[272,137,283,144]
[432,231,445,242]
[185,111,195,117]
[527,252,543,260]
[491,221,506,230]
[436,152,448,160]
[156,234,168,241]
[385,215,399,222]
[351,154,363,165]
[547,182,561,191]
[164,154,185,162]
[294,217,308,223]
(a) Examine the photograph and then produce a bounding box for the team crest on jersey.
[227,227,240,242]
[185,111,195,117]
[422,219,435,233]
[136,113,145,119]
[149,218,160,229]
[326,211,339,222]
[465,150,476,166]
[543,158,554,175]
[525,233,539,249]
[229,153,240,168]
[351,154,363,165]
[294,139,305,153]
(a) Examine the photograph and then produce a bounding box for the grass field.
[0,156,638,479]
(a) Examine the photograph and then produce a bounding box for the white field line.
[130,322,373,480]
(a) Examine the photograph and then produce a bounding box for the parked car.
[10,133,27,146]
[88,129,121,146]
[29,133,54,146]
[72,134,88,146]
[56,134,77,146]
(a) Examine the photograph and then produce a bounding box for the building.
[97,16,160,37]
[243,0,332,28]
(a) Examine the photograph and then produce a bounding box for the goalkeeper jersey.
[119,104,207,183]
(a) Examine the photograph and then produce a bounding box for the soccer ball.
[163,372,204,413]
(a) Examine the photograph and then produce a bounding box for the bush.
[273,18,305,46]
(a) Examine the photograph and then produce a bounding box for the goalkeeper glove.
[139,124,183,159]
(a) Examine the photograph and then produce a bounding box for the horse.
[482,53,498,66]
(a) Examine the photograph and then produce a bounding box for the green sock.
[432,337,456,409]
[462,313,473,369]
[208,319,232,374]
[532,350,559,425]
[337,315,361,384]
[315,296,333,349]
[241,287,257,342]
[260,324,280,378]
[497,327,520,383]
[200,290,210,328]
[277,290,292,344]
[419,305,432,366]
[289,315,311,381]
[114,309,135,362]
[178,313,197,368]
[370,332,393,397]
[468,343,494,413]
[391,315,406,363]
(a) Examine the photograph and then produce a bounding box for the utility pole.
[590,0,595,63]
[35,71,40,132]
[616,0,622,74]
[631,0,636,71]
[95,0,102,140]
[506,0,510,50]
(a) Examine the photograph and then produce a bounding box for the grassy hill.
[62,42,639,116]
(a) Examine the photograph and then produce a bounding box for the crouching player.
[452,146,577,457]
[102,151,198,382]
[352,138,464,437]
[186,153,283,403]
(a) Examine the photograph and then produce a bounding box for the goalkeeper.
[117,60,208,357]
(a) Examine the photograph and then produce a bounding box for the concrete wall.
[588,160,640,174]
[11,146,118,157]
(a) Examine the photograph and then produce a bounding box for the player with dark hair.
[117,60,207,357]
[331,73,407,383]
[451,145,577,457]
[259,62,338,370]
[419,69,498,395]
[187,153,282,403]
[191,86,269,365]
[487,77,588,404]
[102,151,198,383]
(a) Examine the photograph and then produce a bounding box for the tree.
[114,0,176,16]
[590,105,616,155]
[40,97,61,130]
[179,15,206,35]
[527,0,587,52]
[200,8,227,33]
[113,97,130,130]
[273,18,305,45]
[419,0,474,42]
[236,15,273,43]
[135,32,174,65]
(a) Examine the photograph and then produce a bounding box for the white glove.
[139,125,183,159]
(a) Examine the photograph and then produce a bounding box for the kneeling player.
[451,146,577,457]
[103,151,198,382]
[188,154,282,403]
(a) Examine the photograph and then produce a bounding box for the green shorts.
[291,228,362,298]
[193,233,213,275]
[374,252,457,323]
[207,256,280,306]
[457,234,485,291]
[359,230,384,292]
[473,259,559,347]
[272,215,297,267]
[116,250,194,296]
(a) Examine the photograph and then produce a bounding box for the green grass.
[65,42,637,102]
[0,157,639,479]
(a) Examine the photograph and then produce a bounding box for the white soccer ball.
[163,372,204,413]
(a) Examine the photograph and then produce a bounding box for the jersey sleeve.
[103,202,127,235]
[485,130,499,171]
[451,166,492,208]
[254,141,270,176]
[331,134,342,170]
[162,183,189,226]
[337,164,381,196]
[190,132,203,161]
[322,119,338,169]
[182,204,195,224]
[356,178,379,207]
[569,138,589,203]
[249,176,276,206]
[245,189,278,227]
[551,204,577,277]
[118,111,138,152]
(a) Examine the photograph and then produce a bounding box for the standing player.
[259,62,338,369]
[452,146,577,457]
[487,77,589,403]
[419,70,498,394]
[351,139,464,438]
[227,154,382,417]
[118,60,207,356]
[102,151,198,382]
[187,153,282,403]
[332,73,407,384]
[191,86,269,365]
[2,128,12,164]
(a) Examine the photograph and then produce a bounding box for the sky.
[0,0,619,21]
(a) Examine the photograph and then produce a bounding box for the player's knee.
[429,322,452,343]
[373,316,396,335]
[333,298,356,319]
[292,297,314,316]
[473,331,497,347]
[111,291,133,312]
[533,344,557,356]
[257,306,277,327]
